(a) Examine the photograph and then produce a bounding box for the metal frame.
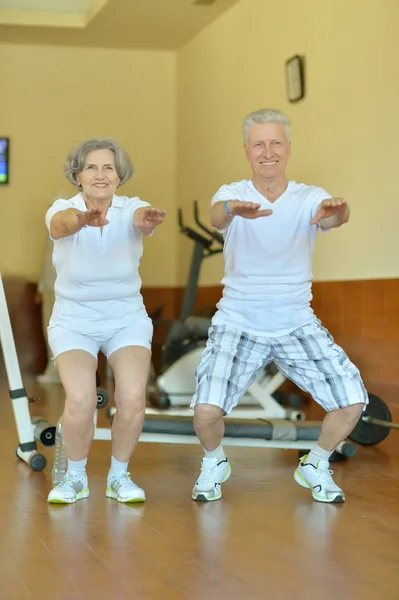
[93,410,355,458]
[0,275,49,471]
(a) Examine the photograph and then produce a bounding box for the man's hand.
[210,199,272,230]
[310,198,349,228]
[227,200,273,219]
[134,207,167,235]
[77,208,109,228]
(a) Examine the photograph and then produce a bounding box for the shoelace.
[111,472,135,489]
[57,473,85,489]
[197,465,219,488]
[316,468,338,488]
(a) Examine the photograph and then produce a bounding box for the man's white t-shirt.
[45,193,150,334]
[211,179,331,337]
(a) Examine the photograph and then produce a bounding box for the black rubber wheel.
[96,389,109,409]
[273,390,288,405]
[148,390,170,409]
[349,393,392,446]
[287,393,302,408]
[329,451,348,463]
[29,453,47,472]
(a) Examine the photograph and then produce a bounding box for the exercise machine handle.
[177,207,212,249]
[193,201,224,246]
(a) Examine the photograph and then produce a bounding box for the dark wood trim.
[144,280,399,407]
[2,277,398,407]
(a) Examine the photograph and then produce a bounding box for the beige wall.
[0,43,177,285]
[177,0,399,285]
[2,0,399,290]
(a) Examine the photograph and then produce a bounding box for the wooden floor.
[1,377,398,600]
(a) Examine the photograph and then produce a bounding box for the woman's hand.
[133,207,167,235]
[77,208,109,228]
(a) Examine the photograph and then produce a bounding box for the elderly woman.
[46,138,166,504]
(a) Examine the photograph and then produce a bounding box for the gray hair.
[64,137,134,188]
[242,109,291,144]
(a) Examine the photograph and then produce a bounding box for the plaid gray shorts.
[191,319,368,414]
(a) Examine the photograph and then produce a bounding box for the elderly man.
[191,108,367,504]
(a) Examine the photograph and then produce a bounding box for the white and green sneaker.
[294,455,345,503]
[192,456,231,502]
[48,473,89,504]
[106,472,145,503]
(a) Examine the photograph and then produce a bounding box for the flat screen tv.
[0,138,10,184]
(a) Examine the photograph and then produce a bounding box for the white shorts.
[48,317,153,361]
[191,320,368,414]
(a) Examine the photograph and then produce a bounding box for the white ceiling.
[0,0,241,50]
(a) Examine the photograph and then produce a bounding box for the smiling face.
[245,122,291,183]
[75,148,120,202]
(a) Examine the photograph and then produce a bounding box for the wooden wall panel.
[311,280,399,407]
[2,278,397,407]
[143,280,399,407]
[0,277,47,377]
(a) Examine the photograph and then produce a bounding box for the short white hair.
[242,109,291,144]
[64,137,134,188]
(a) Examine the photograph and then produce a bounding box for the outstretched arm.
[310,198,350,230]
[133,207,167,236]
[211,200,273,230]
[50,208,109,240]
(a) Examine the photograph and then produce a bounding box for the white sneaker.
[48,473,89,504]
[106,472,145,503]
[192,456,231,502]
[294,455,345,503]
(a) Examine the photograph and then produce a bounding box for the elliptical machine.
[153,202,223,381]
[147,202,302,421]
